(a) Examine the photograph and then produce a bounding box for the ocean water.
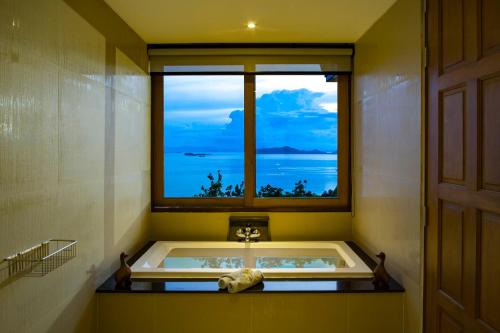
[164,152,338,197]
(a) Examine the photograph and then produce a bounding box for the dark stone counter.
[96,241,404,294]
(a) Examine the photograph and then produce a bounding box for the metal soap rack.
[0,239,77,284]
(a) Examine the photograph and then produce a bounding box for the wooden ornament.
[372,252,391,289]
[114,252,132,289]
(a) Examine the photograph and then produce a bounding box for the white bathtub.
[131,241,373,279]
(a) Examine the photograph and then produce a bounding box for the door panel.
[440,309,464,333]
[440,0,465,70]
[440,87,466,184]
[439,201,464,305]
[480,74,500,192]
[426,0,500,332]
[479,212,500,332]
[481,0,500,55]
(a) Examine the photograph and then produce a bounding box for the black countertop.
[96,241,404,294]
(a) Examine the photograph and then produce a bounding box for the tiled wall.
[0,1,150,332]
[152,212,353,241]
[98,293,404,333]
[353,0,423,332]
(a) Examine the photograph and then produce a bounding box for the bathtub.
[131,241,373,279]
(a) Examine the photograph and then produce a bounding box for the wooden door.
[426,0,500,332]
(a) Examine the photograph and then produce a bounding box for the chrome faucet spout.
[236,226,261,242]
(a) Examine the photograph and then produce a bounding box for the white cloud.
[163,75,338,124]
[165,108,237,125]
[256,75,337,97]
[319,102,338,113]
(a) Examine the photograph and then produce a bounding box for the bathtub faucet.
[236,226,261,242]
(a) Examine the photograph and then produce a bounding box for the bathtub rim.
[130,241,374,279]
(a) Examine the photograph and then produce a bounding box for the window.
[163,75,245,198]
[255,75,339,198]
[151,47,351,211]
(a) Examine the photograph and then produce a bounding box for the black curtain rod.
[147,43,355,50]
[150,71,351,76]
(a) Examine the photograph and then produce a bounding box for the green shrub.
[196,171,337,198]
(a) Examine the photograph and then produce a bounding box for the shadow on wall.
[48,268,97,332]
[101,205,150,281]
[100,41,151,284]
[97,41,150,284]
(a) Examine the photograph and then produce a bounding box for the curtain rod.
[147,43,355,50]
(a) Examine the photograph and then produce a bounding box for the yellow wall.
[352,0,423,332]
[152,212,352,241]
[0,0,425,331]
[98,292,404,333]
[0,0,150,332]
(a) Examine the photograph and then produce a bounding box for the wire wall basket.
[1,240,77,284]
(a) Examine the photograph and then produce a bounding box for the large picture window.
[151,46,351,211]
[163,75,245,198]
[255,75,339,198]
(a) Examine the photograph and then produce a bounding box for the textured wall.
[352,0,423,332]
[0,1,150,332]
[99,293,404,333]
[152,212,353,241]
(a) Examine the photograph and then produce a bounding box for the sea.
[164,152,338,197]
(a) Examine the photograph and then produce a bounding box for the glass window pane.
[164,76,244,197]
[255,75,338,198]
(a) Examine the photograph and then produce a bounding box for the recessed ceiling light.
[247,22,256,29]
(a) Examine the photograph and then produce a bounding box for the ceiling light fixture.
[247,22,256,29]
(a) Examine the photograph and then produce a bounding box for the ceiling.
[104,0,398,44]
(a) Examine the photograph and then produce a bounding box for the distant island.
[184,152,211,157]
[256,146,334,154]
[182,147,336,156]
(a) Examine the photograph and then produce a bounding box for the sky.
[164,75,338,153]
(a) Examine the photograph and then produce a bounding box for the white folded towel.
[218,268,264,293]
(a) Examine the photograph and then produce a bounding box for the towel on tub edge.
[218,268,264,293]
